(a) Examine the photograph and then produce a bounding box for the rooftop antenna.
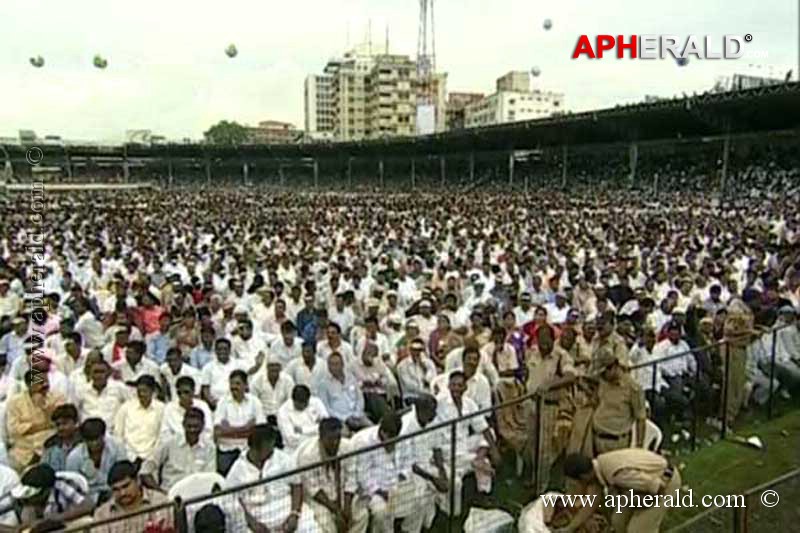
[368,18,372,55]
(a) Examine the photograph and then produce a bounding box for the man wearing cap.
[6,371,65,472]
[591,315,631,371]
[592,350,647,454]
[554,448,681,533]
[513,292,536,327]
[250,353,295,432]
[9,463,93,531]
[414,299,437,345]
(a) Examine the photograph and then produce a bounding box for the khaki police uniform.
[594,448,682,532]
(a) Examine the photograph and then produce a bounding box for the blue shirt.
[189,344,214,369]
[65,437,128,503]
[42,437,82,472]
[314,371,365,421]
[146,333,171,364]
[296,309,316,340]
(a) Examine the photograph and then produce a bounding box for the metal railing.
[64,322,799,532]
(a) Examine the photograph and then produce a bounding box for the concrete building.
[446,92,484,131]
[304,74,335,141]
[464,71,564,128]
[365,54,417,138]
[246,120,300,144]
[306,43,447,141]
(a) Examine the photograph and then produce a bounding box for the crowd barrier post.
[173,497,187,533]
[447,420,457,533]
[767,328,778,420]
[721,341,731,440]
[532,393,544,494]
[691,350,701,452]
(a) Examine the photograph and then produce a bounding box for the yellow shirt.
[6,391,64,470]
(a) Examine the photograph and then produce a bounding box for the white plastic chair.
[643,419,664,451]
[167,472,226,501]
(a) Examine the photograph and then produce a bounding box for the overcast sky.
[1,0,797,142]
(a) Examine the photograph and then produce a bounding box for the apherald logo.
[572,34,752,59]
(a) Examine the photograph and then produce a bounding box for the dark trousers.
[364,393,390,424]
[217,449,241,477]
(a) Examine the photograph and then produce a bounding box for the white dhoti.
[308,497,369,533]
[436,435,493,516]
[369,478,435,533]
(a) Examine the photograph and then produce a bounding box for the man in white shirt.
[462,348,492,411]
[0,279,21,318]
[270,321,303,365]
[397,339,437,403]
[277,385,329,454]
[73,299,105,349]
[652,321,695,422]
[76,359,130,430]
[434,371,500,516]
[285,342,321,393]
[231,320,266,370]
[114,375,165,462]
[200,338,248,410]
[513,292,537,327]
[413,300,438,345]
[352,413,436,533]
[159,376,213,443]
[295,418,369,533]
[329,293,356,339]
[317,323,355,364]
[225,424,318,533]
[214,369,265,475]
[250,354,294,423]
[141,407,215,491]
[113,340,160,386]
[159,347,201,401]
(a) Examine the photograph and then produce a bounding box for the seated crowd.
[0,188,798,532]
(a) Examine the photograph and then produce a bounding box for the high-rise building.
[464,71,564,128]
[305,43,447,141]
[304,74,334,141]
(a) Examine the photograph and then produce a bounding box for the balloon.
[29,56,45,68]
[93,55,108,69]
[531,66,541,77]
[543,18,553,30]
[676,57,689,67]
[225,44,238,58]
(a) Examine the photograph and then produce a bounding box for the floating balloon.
[93,55,108,69]
[531,66,541,77]
[225,44,238,58]
[676,56,689,67]
[543,18,553,30]
[29,56,45,68]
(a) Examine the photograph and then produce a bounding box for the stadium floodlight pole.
[561,145,569,188]
[440,155,446,188]
[242,162,249,187]
[313,159,319,189]
[508,151,515,188]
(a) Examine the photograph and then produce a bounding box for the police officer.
[591,349,647,454]
[554,448,682,533]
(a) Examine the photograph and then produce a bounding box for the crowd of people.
[0,183,798,532]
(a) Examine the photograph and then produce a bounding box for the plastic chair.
[167,472,226,501]
[643,419,664,451]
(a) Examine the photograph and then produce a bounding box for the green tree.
[203,120,250,145]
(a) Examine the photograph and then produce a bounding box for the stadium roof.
[4,82,800,163]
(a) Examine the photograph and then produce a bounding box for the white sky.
[1,0,797,142]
